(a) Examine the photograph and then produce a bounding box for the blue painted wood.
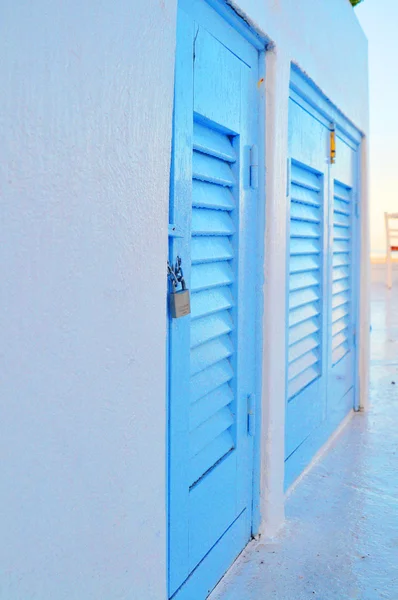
[168,8,194,594]
[190,286,234,320]
[285,101,328,463]
[327,136,357,405]
[192,208,235,236]
[192,180,235,210]
[170,509,249,600]
[285,387,355,490]
[190,334,233,376]
[285,76,360,488]
[193,152,236,186]
[188,454,238,566]
[190,383,234,431]
[191,263,234,293]
[290,65,363,148]
[180,0,260,64]
[190,359,234,404]
[193,121,237,162]
[169,3,260,598]
[191,236,234,264]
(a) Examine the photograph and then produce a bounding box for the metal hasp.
[330,123,336,164]
[167,256,191,319]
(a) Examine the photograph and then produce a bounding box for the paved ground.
[210,282,398,600]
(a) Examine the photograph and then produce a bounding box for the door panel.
[169,5,259,598]
[285,100,328,461]
[285,95,358,480]
[327,136,357,419]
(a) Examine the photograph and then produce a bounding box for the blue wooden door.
[327,136,358,419]
[285,99,329,461]
[168,2,259,599]
[285,96,358,478]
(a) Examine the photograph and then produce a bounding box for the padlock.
[169,287,191,318]
[167,257,191,319]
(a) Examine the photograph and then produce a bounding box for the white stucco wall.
[229,0,369,536]
[0,1,176,599]
[230,0,369,133]
[1,1,368,599]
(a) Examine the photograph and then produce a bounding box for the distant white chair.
[384,212,398,288]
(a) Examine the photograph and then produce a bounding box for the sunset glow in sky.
[356,1,398,256]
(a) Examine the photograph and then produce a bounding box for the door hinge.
[250,145,258,190]
[247,393,256,437]
[330,123,336,164]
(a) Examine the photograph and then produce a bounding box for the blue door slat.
[290,238,321,256]
[190,358,234,405]
[331,305,350,323]
[290,220,321,239]
[333,266,350,281]
[289,287,320,310]
[334,225,351,240]
[333,279,350,295]
[290,255,320,273]
[189,383,234,431]
[291,162,321,189]
[289,271,320,291]
[190,311,234,349]
[288,334,319,364]
[290,185,321,207]
[191,262,234,292]
[193,151,236,187]
[288,348,319,381]
[190,334,233,377]
[189,429,234,487]
[334,212,350,227]
[289,318,319,346]
[289,303,320,327]
[191,236,234,264]
[288,366,320,400]
[193,121,236,163]
[192,180,235,210]
[290,203,321,223]
[190,286,234,320]
[190,407,234,460]
[332,316,350,336]
[192,207,235,236]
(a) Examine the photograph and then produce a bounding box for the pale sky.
[356,1,398,255]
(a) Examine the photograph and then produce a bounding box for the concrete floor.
[210,281,398,600]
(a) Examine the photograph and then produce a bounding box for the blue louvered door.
[168,3,259,599]
[285,96,358,483]
[327,136,357,418]
[285,99,329,462]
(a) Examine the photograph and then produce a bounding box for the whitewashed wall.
[228,0,369,536]
[232,0,369,133]
[0,0,368,599]
[0,1,176,599]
